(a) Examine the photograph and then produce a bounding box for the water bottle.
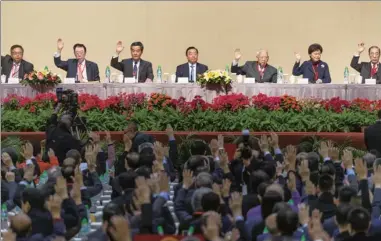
[157,65,162,83]
[44,66,49,71]
[344,66,349,84]
[78,218,89,237]
[225,65,230,74]
[277,67,284,84]
[1,203,8,230]
[105,66,111,83]
[38,171,48,186]
[85,205,91,223]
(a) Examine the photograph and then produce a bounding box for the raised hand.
[259,135,269,152]
[123,133,132,152]
[47,194,63,219]
[105,131,113,145]
[21,142,33,160]
[358,42,365,54]
[234,49,242,61]
[154,141,165,163]
[295,52,301,62]
[116,41,124,54]
[57,38,64,52]
[182,169,193,189]
[55,176,68,199]
[342,149,353,169]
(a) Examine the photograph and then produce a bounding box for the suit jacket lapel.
[18,61,24,79]
[73,59,78,78]
[6,57,13,78]
[126,59,133,77]
[138,60,145,80]
[251,62,261,81]
[85,61,91,80]
[307,61,314,75]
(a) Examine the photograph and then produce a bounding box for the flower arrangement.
[197,70,232,85]
[2,93,381,132]
[21,67,61,88]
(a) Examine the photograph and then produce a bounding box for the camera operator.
[45,102,81,164]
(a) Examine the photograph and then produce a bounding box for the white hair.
[256,49,269,57]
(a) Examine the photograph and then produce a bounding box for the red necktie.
[371,64,378,78]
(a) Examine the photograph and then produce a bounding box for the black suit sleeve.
[231,63,246,75]
[54,56,69,71]
[93,63,100,81]
[175,65,182,81]
[146,62,154,80]
[110,57,124,72]
[350,56,363,73]
[271,69,278,83]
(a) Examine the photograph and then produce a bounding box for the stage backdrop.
[1,1,381,83]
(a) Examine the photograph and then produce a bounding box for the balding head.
[256,49,269,66]
[10,213,32,237]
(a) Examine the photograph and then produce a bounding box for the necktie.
[190,65,194,82]
[133,62,138,79]
[12,63,19,78]
[371,64,378,78]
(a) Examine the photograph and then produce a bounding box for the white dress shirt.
[188,62,197,81]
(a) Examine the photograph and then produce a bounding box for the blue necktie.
[133,62,138,79]
[190,65,194,82]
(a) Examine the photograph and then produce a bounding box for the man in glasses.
[1,45,34,82]
[351,42,381,84]
[231,48,277,83]
[54,38,100,82]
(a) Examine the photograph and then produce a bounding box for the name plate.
[8,77,19,84]
[244,77,255,84]
[124,77,136,83]
[365,79,376,85]
[177,77,189,84]
[298,78,309,84]
[64,78,75,84]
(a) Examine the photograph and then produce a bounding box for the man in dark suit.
[364,110,381,154]
[351,43,381,84]
[54,39,100,82]
[293,43,331,83]
[175,46,208,82]
[1,45,34,82]
[231,49,277,83]
[110,41,154,83]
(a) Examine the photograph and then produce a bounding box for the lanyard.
[77,62,85,76]
[11,64,20,78]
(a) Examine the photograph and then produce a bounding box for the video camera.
[56,88,79,118]
[55,87,87,136]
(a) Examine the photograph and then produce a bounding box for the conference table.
[1,83,380,102]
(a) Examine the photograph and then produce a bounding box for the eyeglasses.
[11,51,23,55]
